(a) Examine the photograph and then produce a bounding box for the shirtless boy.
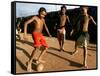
[57,5,70,51]
[71,6,96,68]
[24,7,51,72]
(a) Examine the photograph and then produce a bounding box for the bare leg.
[83,46,87,68]
[27,48,39,72]
[27,62,32,72]
[58,38,62,50]
[61,34,64,51]
[37,47,47,63]
[72,41,78,54]
[83,40,88,68]
[29,48,39,62]
[57,32,62,51]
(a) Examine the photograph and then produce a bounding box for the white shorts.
[57,29,66,39]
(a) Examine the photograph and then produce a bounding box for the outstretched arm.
[24,16,35,40]
[44,20,51,37]
[90,16,96,26]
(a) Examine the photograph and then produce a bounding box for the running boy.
[71,6,96,68]
[24,7,51,72]
[57,5,70,51]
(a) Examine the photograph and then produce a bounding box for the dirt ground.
[16,33,97,74]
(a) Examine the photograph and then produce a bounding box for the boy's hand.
[70,30,74,36]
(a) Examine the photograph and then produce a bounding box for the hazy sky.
[16,3,80,17]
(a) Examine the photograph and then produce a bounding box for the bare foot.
[59,48,63,52]
[62,48,65,52]
[83,63,88,69]
[71,50,78,55]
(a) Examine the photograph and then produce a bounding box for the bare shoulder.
[32,16,38,19]
[88,15,93,19]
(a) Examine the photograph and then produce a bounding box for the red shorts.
[32,32,48,48]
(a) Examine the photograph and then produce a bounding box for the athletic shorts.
[76,32,89,47]
[57,28,66,40]
[32,32,48,48]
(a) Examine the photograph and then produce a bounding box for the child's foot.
[84,65,88,69]
[27,61,32,72]
[62,48,65,52]
[83,63,88,69]
[71,50,78,55]
[62,46,65,51]
[59,48,63,52]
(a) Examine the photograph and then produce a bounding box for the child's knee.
[84,40,88,47]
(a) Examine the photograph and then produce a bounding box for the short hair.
[61,5,67,11]
[38,7,46,14]
[80,6,89,9]
[60,5,67,15]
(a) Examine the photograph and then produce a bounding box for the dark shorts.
[76,32,89,47]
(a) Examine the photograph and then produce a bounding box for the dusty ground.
[16,33,97,74]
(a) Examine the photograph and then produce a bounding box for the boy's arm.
[24,16,35,40]
[67,16,73,36]
[44,20,52,37]
[90,16,96,25]
[67,16,70,23]
[67,15,73,27]
[70,15,81,36]
[70,29,74,36]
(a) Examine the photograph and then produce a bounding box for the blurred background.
[16,2,97,44]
